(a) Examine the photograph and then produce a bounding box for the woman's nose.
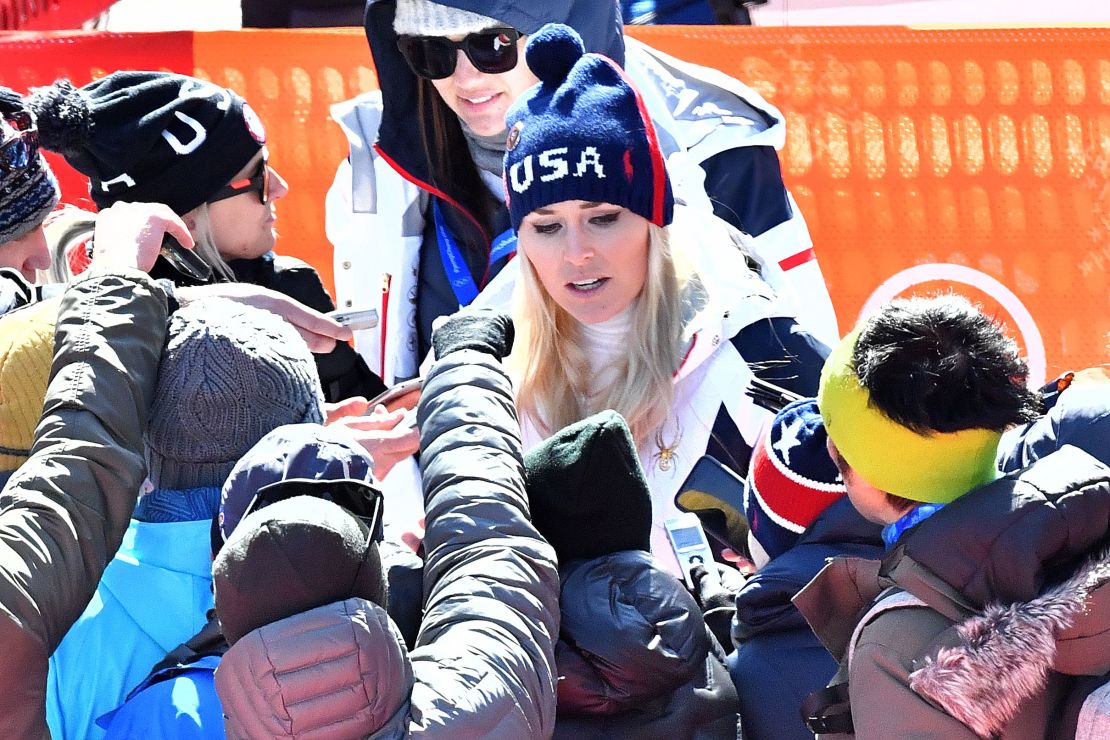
[563,230,594,265]
[268,166,289,201]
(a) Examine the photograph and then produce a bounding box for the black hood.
[733,497,883,640]
[364,0,624,187]
[893,444,1110,609]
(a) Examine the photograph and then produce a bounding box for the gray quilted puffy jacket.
[216,349,561,739]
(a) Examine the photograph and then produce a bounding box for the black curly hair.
[853,294,1042,435]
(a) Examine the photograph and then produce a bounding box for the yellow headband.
[817,328,1001,504]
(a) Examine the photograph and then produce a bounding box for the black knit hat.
[524,410,652,563]
[28,72,265,216]
[213,496,387,646]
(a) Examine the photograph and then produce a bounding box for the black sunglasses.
[397,27,521,80]
[234,477,385,544]
[1,111,39,176]
[209,157,270,205]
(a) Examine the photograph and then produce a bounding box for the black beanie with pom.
[27,72,265,216]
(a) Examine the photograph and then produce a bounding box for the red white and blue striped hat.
[743,398,847,560]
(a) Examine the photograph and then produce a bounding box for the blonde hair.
[512,221,685,445]
[183,203,236,282]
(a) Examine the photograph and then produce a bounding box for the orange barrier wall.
[1,26,1108,382]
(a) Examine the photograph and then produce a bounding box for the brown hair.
[883,492,919,515]
[415,78,500,257]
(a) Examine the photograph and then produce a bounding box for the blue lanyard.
[433,200,517,307]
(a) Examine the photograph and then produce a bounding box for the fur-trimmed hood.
[910,550,1110,738]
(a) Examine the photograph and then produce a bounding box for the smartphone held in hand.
[161,234,213,282]
[665,513,719,589]
[366,376,423,411]
[327,307,379,332]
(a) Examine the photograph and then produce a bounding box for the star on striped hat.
[743,398,847,560]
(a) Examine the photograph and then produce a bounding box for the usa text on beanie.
[503,24,673,230]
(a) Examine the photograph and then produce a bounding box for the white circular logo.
[241,102,267,145]
[860,263,1047,388]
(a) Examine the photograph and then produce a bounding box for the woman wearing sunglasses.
[502,25,829,578]
[28,71,387,403]
[328,0,836,389]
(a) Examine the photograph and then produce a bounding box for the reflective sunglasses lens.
[259,161,270,204]
[7,111,33,132]
[467,30,519,74]
[399,36,457,80]
[1,137,31,171]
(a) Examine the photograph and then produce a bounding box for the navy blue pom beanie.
[503,24,673,231]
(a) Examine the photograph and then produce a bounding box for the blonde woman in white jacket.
[503,25,830,576]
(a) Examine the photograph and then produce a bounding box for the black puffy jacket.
[554,551,741,739]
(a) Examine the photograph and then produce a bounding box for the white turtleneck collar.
[578,303,636,400]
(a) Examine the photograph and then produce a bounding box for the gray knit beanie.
[145,298,325,490]
[393,0,502,36]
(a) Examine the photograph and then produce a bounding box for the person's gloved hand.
[690,563,743,650]
[432,310,514,360]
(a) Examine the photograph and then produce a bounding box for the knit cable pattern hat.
[743,398,847,561]
[0,88,60,244]
[504,24,673,231]
[393,0,502,37]
[145,298,325,491]
[0,298,57,472]
[27,72,265,216]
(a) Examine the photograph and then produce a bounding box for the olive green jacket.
[0,270,168,738]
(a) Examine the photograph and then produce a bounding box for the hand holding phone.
[366,377,423,412]
[665,513,718,589]
[161,234,212,282]
[90,202,195,274]
[674,455,749,553]
[327,307,379,332]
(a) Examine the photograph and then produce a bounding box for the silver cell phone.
[665,512,719,589]
[327,307,379,331]
[365,376,423,410]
